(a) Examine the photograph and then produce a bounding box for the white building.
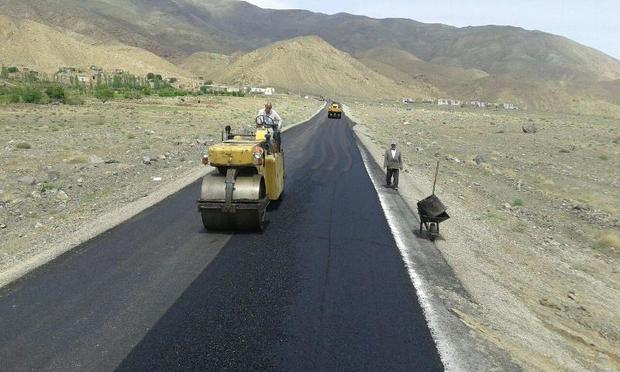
[251,87,275,95]
[437,99,450,106]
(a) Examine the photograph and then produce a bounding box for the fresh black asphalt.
[0,113,443,371]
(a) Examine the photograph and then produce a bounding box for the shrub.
[146,72,155,81]
[45,85,66,102]
[94,88,115,103]
[158,88,187,97]
[20,87,43,103]
[7,67,19,73]
[16,142,32,149]
[512,198,524,207]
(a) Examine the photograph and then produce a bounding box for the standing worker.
[384,141,403,190]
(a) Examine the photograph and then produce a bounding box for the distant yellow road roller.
[328,102,342,119]
[197,115,285,231]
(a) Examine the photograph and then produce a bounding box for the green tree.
[146,72,155,81]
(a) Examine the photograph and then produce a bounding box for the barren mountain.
[3,0,619,82]
[356,47,488,91]
[0,15,190,78]
[180,52,232,79]
[2,0,620,109]
[195,36,433,99]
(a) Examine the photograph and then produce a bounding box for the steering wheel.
[256,114,276,128]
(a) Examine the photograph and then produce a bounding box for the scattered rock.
[567,291,577,301]
[446,155,461,163]
[35,222,43,229]
[516,179,523,191]
[89,155,105,164]
[144,129,155,135]
[0,223,6,229]
[104,159,120,164]
[539,298,563,311]
[142,156,152,165]
[18,176,37,185]
[415,147,424,152]
[503,203,513,210]
[522,124,538,134]
[158,155,167,161]
[46,170,61,181]
[56,190,69,201]
[152,177,162,182]
[77,178,84,184]
[473,154,486,165]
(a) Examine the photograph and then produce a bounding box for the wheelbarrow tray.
[417,194,450,241]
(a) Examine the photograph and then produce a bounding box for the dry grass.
[597,232,620,251]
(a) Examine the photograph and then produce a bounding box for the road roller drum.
[197,115,285,231]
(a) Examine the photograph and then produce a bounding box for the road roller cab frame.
[197,115,285,231]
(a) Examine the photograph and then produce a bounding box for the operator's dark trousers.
[386,168,400,187]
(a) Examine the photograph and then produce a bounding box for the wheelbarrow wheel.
[428,223,438,241]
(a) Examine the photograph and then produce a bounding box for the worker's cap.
[390,140,397,145]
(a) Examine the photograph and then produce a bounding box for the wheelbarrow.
[417,161,450,241]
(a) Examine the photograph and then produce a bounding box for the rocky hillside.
[2,0,620,109]
[183,36,433,99]
[0,15,190,78]
[3,0,620,82]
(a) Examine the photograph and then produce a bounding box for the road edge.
[344,105,518,371]
[0,101,327,289]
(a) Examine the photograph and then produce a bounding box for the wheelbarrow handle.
[432,161,439,195]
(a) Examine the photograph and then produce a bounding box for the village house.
[437,98,450,106]
[402,98,415,104]
[503,103,516,110]
[251,87,275,95]
[203,84,241,93]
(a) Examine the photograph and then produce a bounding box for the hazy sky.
[245,0,620,59]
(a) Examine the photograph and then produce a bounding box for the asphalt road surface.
[0,113,443,371]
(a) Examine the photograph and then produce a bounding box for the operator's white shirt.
[391,149,396,159]
[257,108,283,130]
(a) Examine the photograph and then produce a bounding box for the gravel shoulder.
[346,102,619,371]
[0,96,324,287]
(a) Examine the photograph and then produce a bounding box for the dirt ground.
[347,102,619,371]
[0,95,323,276]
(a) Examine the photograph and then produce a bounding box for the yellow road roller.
[197,115,285,231]
[328,102,342,119]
